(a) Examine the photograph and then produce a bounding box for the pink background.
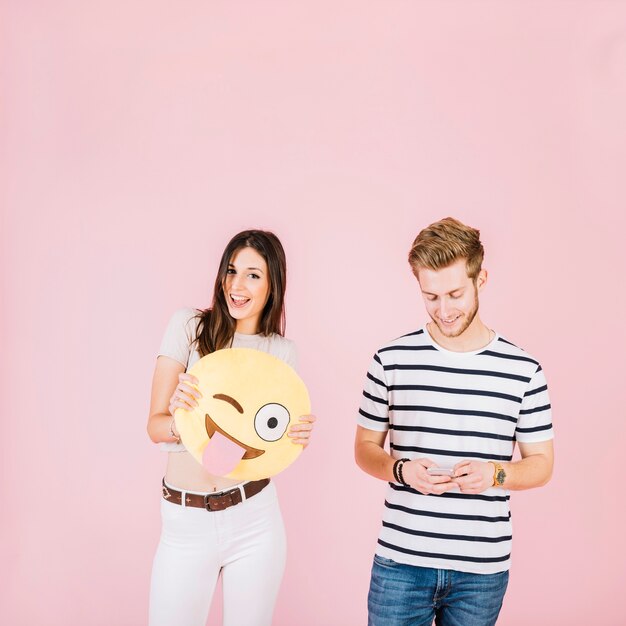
[2,1,625,624]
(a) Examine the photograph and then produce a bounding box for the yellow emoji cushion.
[174,348,310,481]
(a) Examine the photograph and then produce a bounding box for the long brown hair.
[194,230,287,356]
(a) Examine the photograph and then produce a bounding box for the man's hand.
[452,460,494,494]
[403,458,457,495]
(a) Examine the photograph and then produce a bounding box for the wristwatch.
[492,462,506,487]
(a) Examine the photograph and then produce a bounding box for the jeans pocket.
[373,554,398,569]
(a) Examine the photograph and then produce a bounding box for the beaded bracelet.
[392,459,401,483]
[397,458,410,486]
[393,458,410,486]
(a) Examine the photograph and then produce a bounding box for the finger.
[174,392,199,408]
[428,475,452,485]
[453,466,472,478]
[172,398,195,412]
[290,436,310,448]
[170,388,197,408]
[177,376,201,396]
[458,480,480,489]
[289,423,313,432]
[440,479,460,491]
[423,481,456,495]
[298,414,316,423]
[418,458,436,469]
[178,383,202,399]
[288,430,311,438]
[452,477,472,489]
[178,384,201,398]
[432,483,457,495]
[458,479,482,492]
[456,478,478,489]
[459,485,483,494]
[181,392,200,406]
[453,460,472,472]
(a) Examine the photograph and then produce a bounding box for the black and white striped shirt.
[357,327,553,574]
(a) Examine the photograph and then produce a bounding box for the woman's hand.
[168,372,201,417]
[288,414,316,448]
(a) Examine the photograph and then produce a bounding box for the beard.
[430,289,479,338]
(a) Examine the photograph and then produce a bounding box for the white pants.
[149,481,287,626]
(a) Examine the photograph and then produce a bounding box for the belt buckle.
[203,487,241,512]
[204,493,222,511]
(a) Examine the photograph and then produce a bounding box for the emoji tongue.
[202,431,245,476]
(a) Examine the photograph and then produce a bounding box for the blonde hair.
[408,217,484,280]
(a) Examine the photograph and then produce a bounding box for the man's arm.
[354,426,393,481]
[453,440,554,494]
[500,439,554,489]
[354,426,456,495]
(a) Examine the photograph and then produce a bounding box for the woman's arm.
[146,356,199,443]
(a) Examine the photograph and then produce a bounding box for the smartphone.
[427,467,455,477]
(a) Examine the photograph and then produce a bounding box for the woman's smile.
[224,247,270,333]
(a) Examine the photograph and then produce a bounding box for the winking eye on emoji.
[174,347,311,481]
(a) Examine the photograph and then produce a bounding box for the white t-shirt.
[158,307,297,452]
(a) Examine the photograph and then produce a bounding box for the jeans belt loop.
[237,483,247,503]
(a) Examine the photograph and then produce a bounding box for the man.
[355,217,554,626]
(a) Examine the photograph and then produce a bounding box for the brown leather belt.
[161,478,270,512]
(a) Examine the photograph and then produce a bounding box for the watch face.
[496,469,506,485]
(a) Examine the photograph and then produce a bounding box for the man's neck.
[427,317,493,353]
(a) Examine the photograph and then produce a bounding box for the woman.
[147,230,315,626]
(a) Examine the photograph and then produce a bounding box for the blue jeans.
[368,555,509,626]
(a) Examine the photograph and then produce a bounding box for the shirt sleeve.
[282,339,298,371]
[357,353,390,432]
[157,308,197,369]
[516,365,554,443]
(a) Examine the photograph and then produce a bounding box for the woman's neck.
[235,318,261,335]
